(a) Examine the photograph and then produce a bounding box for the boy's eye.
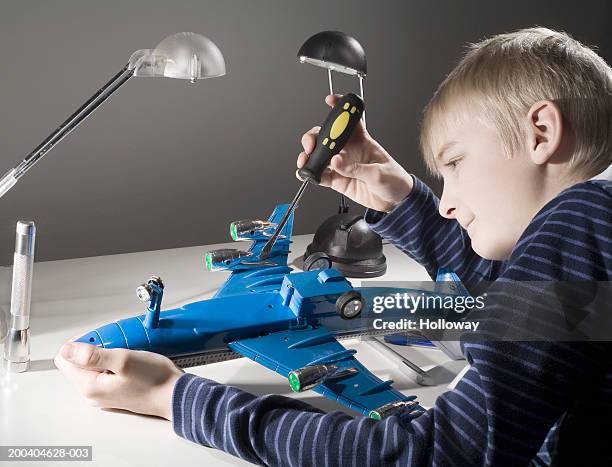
[445,157,462,170]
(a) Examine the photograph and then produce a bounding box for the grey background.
[0,0,610,265]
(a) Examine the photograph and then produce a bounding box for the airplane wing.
[213,203,294,298]
[228,325,420,418]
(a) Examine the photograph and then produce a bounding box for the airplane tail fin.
[431,268,469,360]
[247,203,294,259]
[205,203,295,272]
[434,268,470,297]
[267,203,294,241]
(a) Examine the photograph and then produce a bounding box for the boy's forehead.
[429,101,489,155]
[429,108,470,157]
[435,140,459,161]
[422,92,493,173]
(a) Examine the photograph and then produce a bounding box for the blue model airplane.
[75,204,467,421]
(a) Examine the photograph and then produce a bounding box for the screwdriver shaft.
[260,179,309,260]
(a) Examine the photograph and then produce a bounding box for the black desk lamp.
[297,31,386,277]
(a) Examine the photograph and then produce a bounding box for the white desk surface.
[0,234,466,466]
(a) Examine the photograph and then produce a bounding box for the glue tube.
[4,221,35,372]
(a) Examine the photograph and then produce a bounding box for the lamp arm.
[0,63,134,199]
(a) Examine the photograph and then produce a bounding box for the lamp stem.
[359,76,366,129]
[0,64,134,199]
[327,68,334,96]
[327,69,350,213]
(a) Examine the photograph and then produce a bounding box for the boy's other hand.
[54,342,184,421]
[297,94,414,212]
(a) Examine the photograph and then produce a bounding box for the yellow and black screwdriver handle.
[297,93,364,184]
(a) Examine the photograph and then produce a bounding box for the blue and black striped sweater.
[172,175,612,466]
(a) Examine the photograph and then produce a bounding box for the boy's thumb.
[60,342,76,360]
[60,342,115,371]
[325,94,342,107]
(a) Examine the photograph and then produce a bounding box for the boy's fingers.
[320,169,351,194]
[301,126,321,154]
[54,353,108,397]
[325,94,342,107]
[297,151,308,169]
[60,342,126,373]
[330,154,377,182]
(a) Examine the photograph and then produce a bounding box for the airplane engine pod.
[204,249,251,271]
[230,219,275,241]
[288,364,339,392]
[368,400,421,420]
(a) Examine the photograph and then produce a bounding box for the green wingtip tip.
[230,223,238,241]
[205,253,213,271]
[368,411,381,421]
[288,372,301,392]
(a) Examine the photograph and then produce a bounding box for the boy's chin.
[471,238,513,261]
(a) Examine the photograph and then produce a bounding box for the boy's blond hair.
[420,27,612,179]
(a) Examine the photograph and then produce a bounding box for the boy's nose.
[438,187,456,219]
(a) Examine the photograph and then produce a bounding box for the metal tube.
[359,76,366,129]
[327,70,349,212]
[4,221,36,372]
[367,339,431,386]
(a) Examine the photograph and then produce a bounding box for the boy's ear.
[526,100,563,165]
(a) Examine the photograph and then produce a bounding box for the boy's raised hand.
[297,94,414,212]
[54,342,183,421]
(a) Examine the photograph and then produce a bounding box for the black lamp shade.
[297,31,367,76]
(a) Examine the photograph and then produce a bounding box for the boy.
[55,27,612,465]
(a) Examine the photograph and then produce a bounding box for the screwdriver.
[259,93,364,260]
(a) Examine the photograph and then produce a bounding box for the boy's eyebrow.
[435,141,458,161]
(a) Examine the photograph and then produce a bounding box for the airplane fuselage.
[76,269,366,358]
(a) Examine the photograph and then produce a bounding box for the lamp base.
[303,212,386,278]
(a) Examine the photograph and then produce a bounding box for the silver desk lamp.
[0,32,226,199]
[0,32,225,372]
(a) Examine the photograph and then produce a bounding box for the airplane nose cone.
[74,331,104,347]
[72,322,129,349]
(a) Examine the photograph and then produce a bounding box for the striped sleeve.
[172,338,606,466]
[364,175,506,282]
[172,373,435,466]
